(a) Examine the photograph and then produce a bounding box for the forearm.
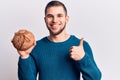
[18,56,37,80]
[75,54,102,80]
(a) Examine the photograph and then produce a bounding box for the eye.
[46,14,53,18]
[58,14,63,17]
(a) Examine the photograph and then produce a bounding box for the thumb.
[79,38,84,46]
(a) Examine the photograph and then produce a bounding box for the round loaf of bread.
[11,29,35,51]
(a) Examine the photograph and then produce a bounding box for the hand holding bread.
[11,29,36,58]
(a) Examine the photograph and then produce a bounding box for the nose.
[53,16,58,23]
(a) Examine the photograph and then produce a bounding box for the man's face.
[44,6,69,36]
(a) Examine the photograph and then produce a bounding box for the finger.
[79,38,84,46]
[70,46,77,52]
[70,54,75,59]
[70,46,76,49]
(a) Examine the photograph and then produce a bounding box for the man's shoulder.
[70,35,89,46]
[36,36,47,43]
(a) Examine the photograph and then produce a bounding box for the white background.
[0,0,120,80]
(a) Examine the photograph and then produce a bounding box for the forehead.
[46,6,65,15]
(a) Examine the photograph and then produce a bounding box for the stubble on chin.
[48,25,66,36]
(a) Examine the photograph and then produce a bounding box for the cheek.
[60,18,66,23]
[45,19,51,24]
[45,18,51,22]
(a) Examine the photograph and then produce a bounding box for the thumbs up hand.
[70,38,85,61]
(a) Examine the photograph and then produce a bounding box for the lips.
[50,24,59,30]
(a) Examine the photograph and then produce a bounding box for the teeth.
[53,25,58,27]
[50,23,61,28]
[51,24,57,27]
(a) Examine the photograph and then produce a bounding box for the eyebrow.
[46,13,64,16]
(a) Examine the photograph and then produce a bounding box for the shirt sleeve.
[75,41,102,80]
[18,55,37,80]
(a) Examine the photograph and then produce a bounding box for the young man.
[18,1,102,80]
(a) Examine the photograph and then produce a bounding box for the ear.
[66,16,69,23]
[44,16,47,23]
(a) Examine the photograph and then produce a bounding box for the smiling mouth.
[50,24,61,29]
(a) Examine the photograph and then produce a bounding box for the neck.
[47,32,70,42]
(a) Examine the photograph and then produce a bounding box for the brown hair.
[45,0,67,16]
